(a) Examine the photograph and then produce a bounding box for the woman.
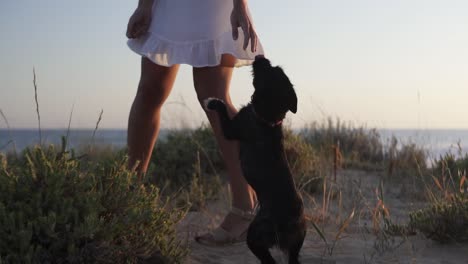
[126,0,264,245]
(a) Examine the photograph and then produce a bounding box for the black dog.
[205,57,306,264]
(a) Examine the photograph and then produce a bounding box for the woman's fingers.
[127,23,141,39]
[126,9,151,39]
[250,29,257,52]
[126,20,135,38]
[242,23,250,50]
[134,27,144,38]
[128,20,149,39]
[135,23,149,38]
[231,13,239,40]
[231,3,258,52]
[241,23,257,52]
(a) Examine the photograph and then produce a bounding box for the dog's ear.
[287,87,298,114]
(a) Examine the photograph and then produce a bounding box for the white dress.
[127,0,264,67]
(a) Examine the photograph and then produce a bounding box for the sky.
[0,0,467,129]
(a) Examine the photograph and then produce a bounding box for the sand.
[177,170,468,264]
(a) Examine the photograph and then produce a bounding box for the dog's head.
[251,57,297,123]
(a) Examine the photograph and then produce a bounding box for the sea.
[1,128,468,162]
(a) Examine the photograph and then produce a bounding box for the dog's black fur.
[206,57,306,264]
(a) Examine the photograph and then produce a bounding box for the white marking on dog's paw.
[203,97,221,111]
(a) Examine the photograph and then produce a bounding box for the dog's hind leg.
[247,217,277,264]
[287,245,301,264]
[248,243,276,264]
[287,231,306,264]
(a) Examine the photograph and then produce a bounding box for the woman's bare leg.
[193,54,256,236]
[127,57,179,173]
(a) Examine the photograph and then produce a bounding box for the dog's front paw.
[203,97,225,111]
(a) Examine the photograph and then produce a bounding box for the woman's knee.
[136,79,166,108]
[193,73,232,105]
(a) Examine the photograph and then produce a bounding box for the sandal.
[195,207,256,246]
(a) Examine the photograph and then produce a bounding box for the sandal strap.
[230,206,256,221]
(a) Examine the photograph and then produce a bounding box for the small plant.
[370,181,409,254]
[409,195,468,243]
[433,152,468,195]
[408,153,468,243]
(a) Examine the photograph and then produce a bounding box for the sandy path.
[177,171,468,264]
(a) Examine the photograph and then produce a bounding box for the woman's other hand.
[231,0,257,52]
[126,4,152,39]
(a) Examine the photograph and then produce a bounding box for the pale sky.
[1,0,467,129]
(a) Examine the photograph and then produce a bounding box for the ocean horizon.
[1,128,468,161]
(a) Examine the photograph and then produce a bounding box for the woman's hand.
[231,0,257,52]
[126,7,152,39]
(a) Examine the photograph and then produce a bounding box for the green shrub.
[283,128,323,193]
[408,153,468,243]
[151,125,324,195]
[174,152,222,211]
[434,152,468,184]
[0,145,187,263]
[300,119,430,176]
[422,153,467,204]
[385,136,428,178]
[300,118,384,169]
[150,125,222,191]
[409,195,468,243]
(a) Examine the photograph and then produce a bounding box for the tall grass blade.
[311,221,328,246]
[33,67,42,145]
[335,208,355,241]
[0,109,17,155]
[64,103,75,151]
[432,176,443,191]
[91,109,103,146]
